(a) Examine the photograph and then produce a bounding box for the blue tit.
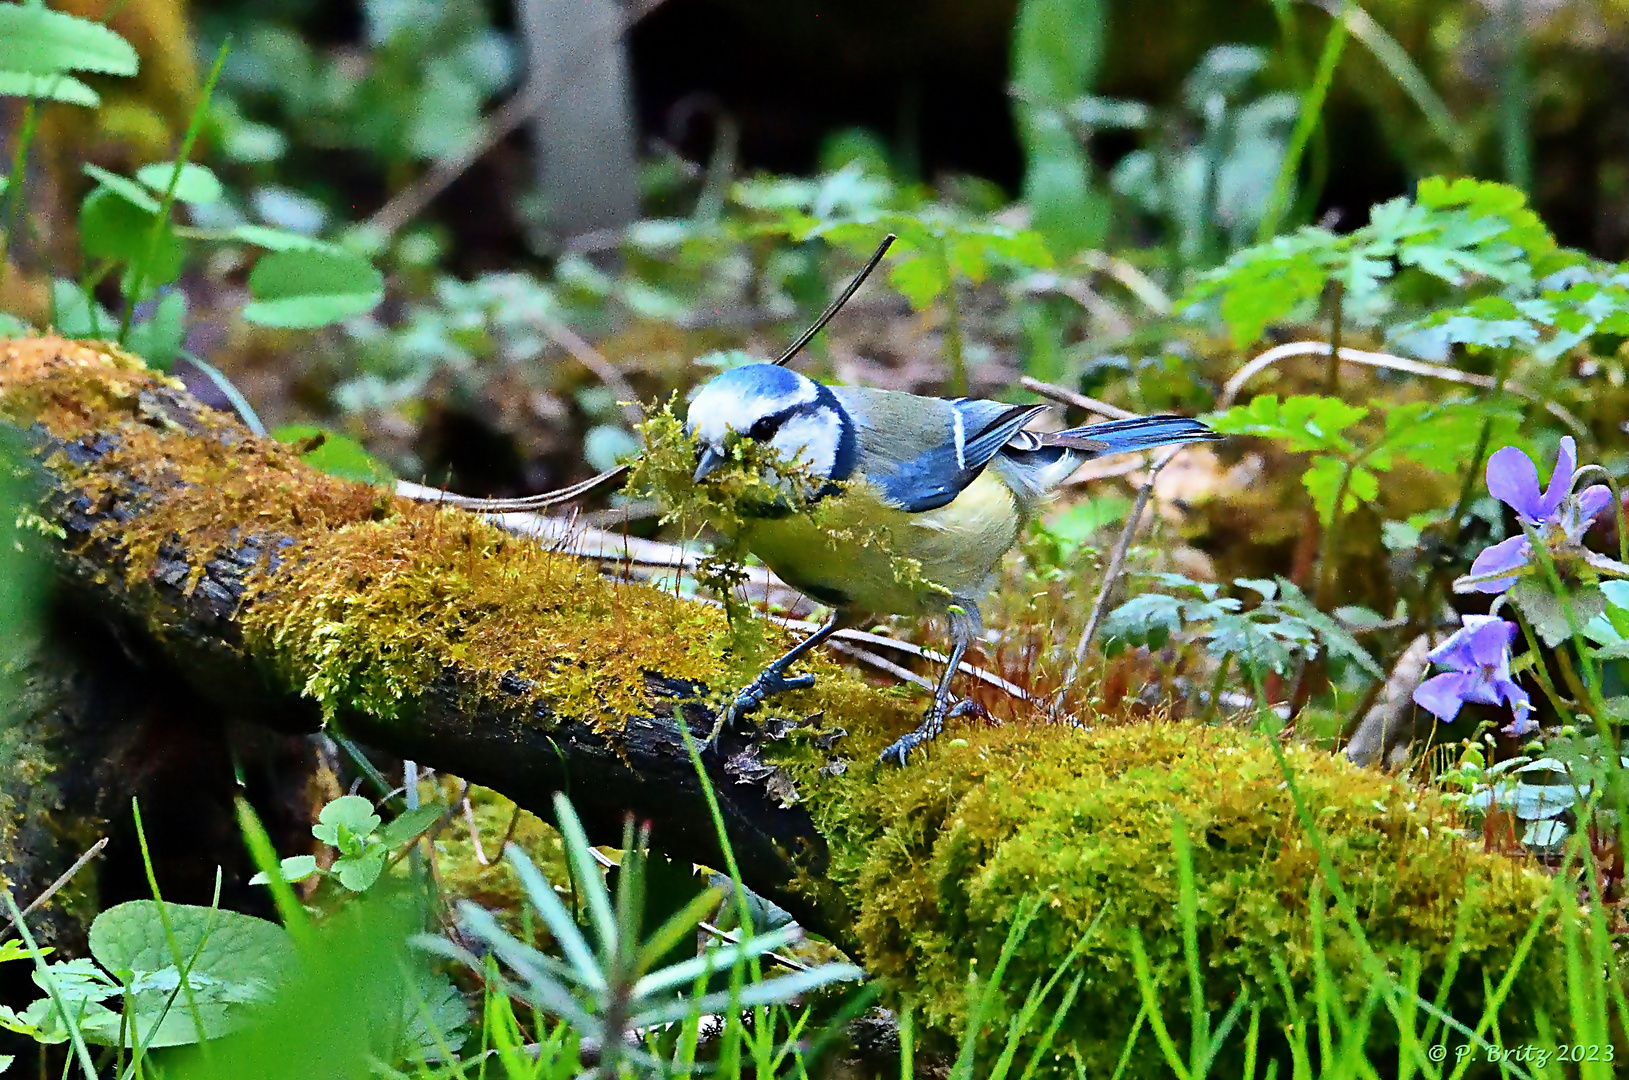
[684,363,1222,765]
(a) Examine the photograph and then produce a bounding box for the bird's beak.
[693,446,726,483]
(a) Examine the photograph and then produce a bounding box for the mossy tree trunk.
[0,337,1589,1074]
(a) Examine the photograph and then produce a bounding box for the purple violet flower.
[1466,437,1613,594]
[1412,615,1535,735]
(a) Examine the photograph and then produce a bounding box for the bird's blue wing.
[869,400,1046,513]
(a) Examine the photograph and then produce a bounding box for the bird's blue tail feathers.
[1053,414,1221,456]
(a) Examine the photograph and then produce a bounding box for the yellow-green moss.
[0,337,923,737]
[765,719,1573,1077]
[627,405,950,607]
[241,508,743,727]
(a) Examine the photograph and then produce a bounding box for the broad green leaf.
[375,804,445,849]
[1372,399,1522,473]
[1302,457,1378,525]
[83,164,160,212]
[0,5,137,77]
[249,855,318,885]
[1101,593,1185,652]
[272,424,393,484]
[136,162,224,205]
[1274,578,1384,679]
[1415,176,1554,266]
[1018,114,1105,255]
[1201,613,1309,676]
[332,848,388,893]
[153,884,433,1080]
[313,795,382,845]
[399,970,470,1061]
[1205,394,1367,454]
[224,224,337,252]
[888,252,947,309]
[0,311,29,339]
[124,290,186,371]
[1041,495,1132,554]
[244,248,384,328]
[78,188,184,290]
[0,70,98,106]
[1011,0,1102,103]
[48,279,115,339]
[1509,579,1607,649]
[86,901,294,1047]
[1181,228,1348,346]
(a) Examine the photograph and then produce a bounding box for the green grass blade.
[949,897,1041,1080]
[1332,3,1465,159]
[1129,930,1192,1080]
[549,793,619,964]
[1257,0,1351,241]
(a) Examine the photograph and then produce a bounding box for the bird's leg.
[880,605,981,766]
[707,611,847,745]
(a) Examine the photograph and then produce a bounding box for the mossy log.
[0,338,1584,1074]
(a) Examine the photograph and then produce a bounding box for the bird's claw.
[878,698,982,767]
[702,667,818,751]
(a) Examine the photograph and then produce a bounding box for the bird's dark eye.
[748,416,777,441]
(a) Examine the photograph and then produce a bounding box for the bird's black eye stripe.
[744,405,799,442]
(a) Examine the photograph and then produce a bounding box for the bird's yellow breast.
[734,469,1022,617]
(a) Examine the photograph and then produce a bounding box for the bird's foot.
[878,699,983,767]
[702,666,818,749]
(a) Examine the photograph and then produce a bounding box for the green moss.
[627,404,951,609]
[772,720,1572,1077]
[241,509,743,728]
[0,339,911,736]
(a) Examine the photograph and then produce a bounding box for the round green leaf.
[83,164,159,212]
[315,794,382,839]
[136,161,223,205]
[0,5,138,77]
[0,70,99,106]
[272,424,393,484]
[244,249,384,329]
[249,854,320,886]
[86,901,294,1047]
[78,188,183,287]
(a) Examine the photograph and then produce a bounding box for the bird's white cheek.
[769,412,840,478]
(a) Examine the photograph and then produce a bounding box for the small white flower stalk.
[416,792,862,1078]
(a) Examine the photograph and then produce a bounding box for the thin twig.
[1062,445,1189,692]
[697,920,810,973]
[781,618,1029,700]
[1020,376,1137,421]
[463,796,491,866]
[0,837,108,941]
[1074,251,1173,315]
[1220,340,1586,435]
[827,640,934,693]
[537,315,643,425]
[396,469,629,513]
[365,0,672,238]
